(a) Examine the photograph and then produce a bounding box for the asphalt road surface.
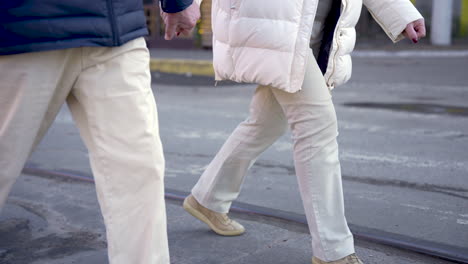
[26,54,468,260]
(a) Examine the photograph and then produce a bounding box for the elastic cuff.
[160,0,193,13]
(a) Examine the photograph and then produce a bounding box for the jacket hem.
[0,30,148,56]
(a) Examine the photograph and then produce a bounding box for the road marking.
[341,150,468,172]
[176,131,201,139]
[206,131,231,140]
[173,126,468,173]
[401,203,430,211]
[174,128,291,148]
[150,59,214,76]
[273,141,293,152]
[352,50,468,58]
[339,121,466,139]
[401,204,468,220]
[175,130,231,140]
[166,164,207,178]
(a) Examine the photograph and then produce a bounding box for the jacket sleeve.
[363,0,423,42]
[159,0,195,13]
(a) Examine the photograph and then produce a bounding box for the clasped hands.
[160,1,200,40]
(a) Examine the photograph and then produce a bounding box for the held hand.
[161,2,200,40]
[403,18,426,44]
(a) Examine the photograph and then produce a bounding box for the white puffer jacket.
[211,0,423,92]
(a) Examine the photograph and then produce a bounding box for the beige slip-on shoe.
[183,195,245,236]
[312,254,364,264]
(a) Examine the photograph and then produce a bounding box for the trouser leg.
[68,38,169,264]
[0,50,79,211]
[271,50,354,261]
[191,85,288,213]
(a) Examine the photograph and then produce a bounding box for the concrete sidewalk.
[0,105,459,264]
[1,172,454,264]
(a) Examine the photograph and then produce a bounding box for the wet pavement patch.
[0,218,105,264]
[343,102,468,117]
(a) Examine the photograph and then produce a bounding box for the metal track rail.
[22,166,468,264]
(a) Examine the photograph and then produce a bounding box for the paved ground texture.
[1,48,467,264]
[1,173,456,264]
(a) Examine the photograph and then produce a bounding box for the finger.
[405,25,418,43]
[416,23,426,38]
[176,25,184,34]
[179,28,193,37]
[165,24,176,40]
[184,19,198,31]
[177,24,194,35]
[179,2,200,30]
[164,18,178,40]
[174,25,184,37]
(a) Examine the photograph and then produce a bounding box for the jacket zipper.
[326,0,346,88]
[106,0,120,46]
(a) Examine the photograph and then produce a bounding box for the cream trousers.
[0,38,169,264]
[192,47,354,261]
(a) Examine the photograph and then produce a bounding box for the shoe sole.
[183,198,245,236]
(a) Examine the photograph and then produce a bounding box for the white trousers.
[0,38,169,264]
[192,49,354,261]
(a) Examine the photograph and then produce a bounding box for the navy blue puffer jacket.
[0,0,193,55]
